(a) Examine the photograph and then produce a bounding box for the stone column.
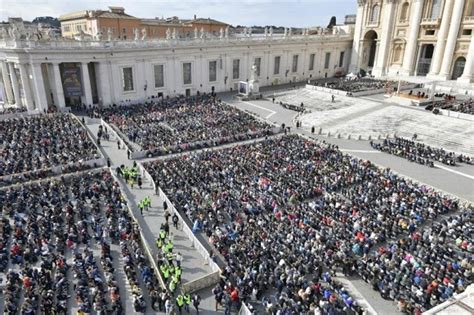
[18,63,35,111]
[97,62,112,106]
[438,0,465,79]
[349,0,366,73]
[8,63,21,106]
[52,63,66,108]
[372,0,396,77]
[1,61,14,105]
[427,0,454,77]
[31,63,48,112]
[458,35,474,83]
[401,0,424,75]
[81,62,93,106]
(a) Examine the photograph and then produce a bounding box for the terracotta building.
[59,7,229,40]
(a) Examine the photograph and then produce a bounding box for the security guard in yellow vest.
[159,229,167,241]
[164,240,173,253]
[156,238,163,250]
[169,278,178,293]
[184,293,191,312]
[160,264,170,281]
[166,252,174,265]
[174,266,182,281]
[176,294,185,315]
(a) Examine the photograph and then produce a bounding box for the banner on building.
[61,63,83,97]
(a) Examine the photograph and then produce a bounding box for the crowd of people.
[370,137,473,166]
[427,98,474,115]
[0,169,163,314]
[357,207,472,313]
[0,113,100,179]
[313,77,405,94]
[90,94,274,156]
[144,135,472,314]
[0,106,27,115]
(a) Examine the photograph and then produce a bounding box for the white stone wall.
[0,35,352,108]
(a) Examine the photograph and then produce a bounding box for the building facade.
[59,7,229,40]
[0,33,352,111]
[349,0,474,82]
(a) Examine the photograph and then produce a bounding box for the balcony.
[367,21,379,28]
[463,16,474,24]
[421,18,440,27]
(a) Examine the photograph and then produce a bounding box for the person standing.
[137,176,142,189]
[165,297,173,315]
[192,294,201,314]
[176,294,185,315]
[184,293,191,313]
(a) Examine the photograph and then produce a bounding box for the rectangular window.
[122,67,134,92]
[122,28,126,35]
[274,56,281,75]
[309,53,315,71]
[183,62,192,85]
[154,64,164,88]
[233,59,240,80]
[254,57,262,76]
[209,60,217,82]
[324,52,331,69]
[462,29,472,36]
[339,51,345,67]
[292,55,299,73]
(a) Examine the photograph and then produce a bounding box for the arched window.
[400,2,409,21]
[371,4,380,23]
[431,0,442,19]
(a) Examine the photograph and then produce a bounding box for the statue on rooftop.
[200,27,205,39]
[269,27,273,37]
[219,27,224,39]
[107,28,113,41]
[225,26,229,38]
[194,27,198,39]
[134,28,140,41]
[166,28,171,40]
[0,28,7,40]
[172,28,177,39]
[141,28,147,40]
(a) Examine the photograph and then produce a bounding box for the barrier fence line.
[100,119,133,156]
[238,302,252,315]
[304,83,417,97]
[110,170,168,292]
[181,270,221,294]
[0,109,40,121]
[157,186,221,273]
[71,113,103,157]
[439,109,474,122]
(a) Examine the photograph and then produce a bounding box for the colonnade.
[0,60,94,111]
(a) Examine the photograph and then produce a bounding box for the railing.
[421,18,441,25]
[464,16,474,23]
[0,33,352,50]
[157,186,222,273]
